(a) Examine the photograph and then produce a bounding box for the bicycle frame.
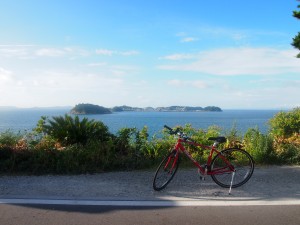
[173,137,234,176]
[154,125,254,193]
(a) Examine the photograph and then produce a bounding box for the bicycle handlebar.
[164,125,196,142]
[163,125,173,132]
[163,125,226,145]
[164,125,180,135]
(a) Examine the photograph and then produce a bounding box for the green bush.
[112,126,154,169]
[243,128,277,164]
[0,130,23,147]
[269,108,300,138]
[269,108,300,164]
[39,114,111,146]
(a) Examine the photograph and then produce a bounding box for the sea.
[0,108,284,136]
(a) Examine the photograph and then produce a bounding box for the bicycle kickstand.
[228,170,236,195]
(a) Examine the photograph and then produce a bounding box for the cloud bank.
[159,47,300,76]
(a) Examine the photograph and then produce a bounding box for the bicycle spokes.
[153,152,180,191]
[211,148,254,189]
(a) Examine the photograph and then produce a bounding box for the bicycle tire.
[153,150,180,191]
[211,148,254,188]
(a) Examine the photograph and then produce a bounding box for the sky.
[0,0,299,109]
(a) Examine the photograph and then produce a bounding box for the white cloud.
[159,48,300,76]
[180,37,198,43]
[192,80,209,89]
[85,63,140,76]
[95,49,139,56]
[0,46,89,59]
[167,79,183,87]
[35,48,67,57]
[87,62,108,67]
[175,32,199,43]
[224,85,300,109]
[0,70,125,107]
[167,79,209,89]
[38,71,124,89]
[0,46,31,58]
[211,28,247,40]
[110,64,140,76]
[120,50,139,56]
[95,49,114,56]
[160,53,194,60]
[0,45,139,60]
[0,67,13,83]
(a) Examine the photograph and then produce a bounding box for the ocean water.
[0,108,282,135]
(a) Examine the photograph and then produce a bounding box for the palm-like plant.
[42,114,111,146]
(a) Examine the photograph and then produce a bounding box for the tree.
[292,1,300,58]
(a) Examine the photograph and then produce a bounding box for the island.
[154,106,222,112]
[70,104,222,115]
[112,105,222,112]
[70,103,112,115]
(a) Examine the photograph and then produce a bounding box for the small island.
[70,103,112,115]
[71,103,222,115]
[154,106,222,112]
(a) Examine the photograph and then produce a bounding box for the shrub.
[39,114,112,146]
[269,108,300,164]
[0,130,23,147]
[224,124,243,148]
[243,128,277,164]
[112,127,152,169]
[269,108,300,138]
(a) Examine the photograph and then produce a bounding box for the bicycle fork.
[164,150,178,174]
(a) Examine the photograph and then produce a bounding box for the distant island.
[70,104,222,115]
[111,105,222,112]
[70,104,112,115]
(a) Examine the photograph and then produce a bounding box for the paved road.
[0,166,299,202]
[0,166,299,224]
[1,204,300,225]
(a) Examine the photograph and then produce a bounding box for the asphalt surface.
[1,204,300,225]
[1,166,299,225]
[0,166,299,204]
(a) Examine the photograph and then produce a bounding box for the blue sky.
[0,0,299,109]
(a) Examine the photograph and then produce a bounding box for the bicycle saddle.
[208,136,227,143]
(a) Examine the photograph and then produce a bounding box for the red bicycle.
[153,125,254,193]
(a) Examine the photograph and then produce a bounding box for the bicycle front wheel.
[153,150,180,191]
[211,148,254,188]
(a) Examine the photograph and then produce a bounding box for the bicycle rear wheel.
[153,150,180,191]
[211,148,254,188]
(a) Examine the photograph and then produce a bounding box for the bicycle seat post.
[213,141,219,148]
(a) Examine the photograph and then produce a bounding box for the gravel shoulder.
[0,166,299,201]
